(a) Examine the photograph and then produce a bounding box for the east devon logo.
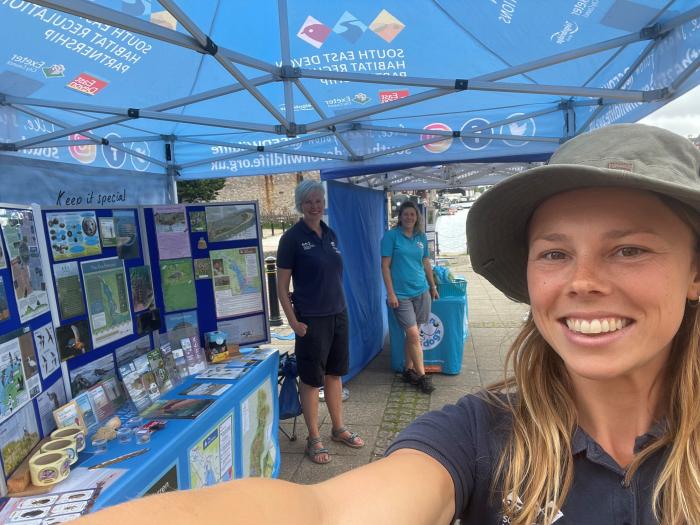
[297,9,405,49]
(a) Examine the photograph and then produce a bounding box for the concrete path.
[268,254,529,484]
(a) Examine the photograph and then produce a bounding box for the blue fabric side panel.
[327,181,385,381]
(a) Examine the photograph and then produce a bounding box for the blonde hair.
[485,196,700,525]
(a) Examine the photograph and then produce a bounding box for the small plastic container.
[91,438,108,454]
[116,427,132,444]
[135,429,151,445]
[126,416,143,429]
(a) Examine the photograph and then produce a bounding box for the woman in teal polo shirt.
[381,200,439,394]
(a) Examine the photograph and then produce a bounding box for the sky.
[640,84,700,138]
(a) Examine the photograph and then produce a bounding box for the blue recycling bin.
[389,292,468,375]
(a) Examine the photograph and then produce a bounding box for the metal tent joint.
[203,36,218,56]
[454,79,469,90]
[0,143,17,151]
[279,65,302,79]
[350,154,363,162]
[641,23,667,40]
[257,145,264,152]
[452,130,460,138]
[558,99,575,110]
[101,138,109,145]
[127,108,140,118]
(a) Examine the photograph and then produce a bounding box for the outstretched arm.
[75,450,455,525]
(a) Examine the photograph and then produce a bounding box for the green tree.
[176,178,226,203]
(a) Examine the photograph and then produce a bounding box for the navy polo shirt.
[387,394,665,524]
[277,219,346,316]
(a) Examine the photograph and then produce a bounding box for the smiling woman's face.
[526,187,700,384]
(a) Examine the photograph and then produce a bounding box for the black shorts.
[294,309,349,388]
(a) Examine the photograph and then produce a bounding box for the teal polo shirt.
[381,228,429,299]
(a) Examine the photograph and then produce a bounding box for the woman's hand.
[430,285,440,300]
[291,320,308,337]
[387,293,399,308]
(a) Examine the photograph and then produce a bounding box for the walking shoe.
[416,374,435,394]
[402,368,420,385]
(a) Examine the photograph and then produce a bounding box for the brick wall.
[216,171,320,214]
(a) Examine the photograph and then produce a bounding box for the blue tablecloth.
[76,350,280,511]
[389,295,467,375]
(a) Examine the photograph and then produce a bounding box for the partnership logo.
[420,313,443,351]
[297,9,405,49]
[66,72,108,96]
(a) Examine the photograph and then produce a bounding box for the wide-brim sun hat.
[467,123,700,304]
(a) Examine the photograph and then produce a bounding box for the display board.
[143,202,270,350]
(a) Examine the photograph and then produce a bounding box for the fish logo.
[333,11,367,43]
[369,9,405,43]
[298,16,331,48]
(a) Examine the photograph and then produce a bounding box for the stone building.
[216,171,320,215]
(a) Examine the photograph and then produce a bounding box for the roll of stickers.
[41,438,78,465]
[51,425,86,452]
[29,451,71,487]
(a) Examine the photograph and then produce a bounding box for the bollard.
[265,256,283,326]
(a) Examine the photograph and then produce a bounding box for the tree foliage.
[176,178,226,203]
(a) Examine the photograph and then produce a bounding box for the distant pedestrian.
[381,200,439,394]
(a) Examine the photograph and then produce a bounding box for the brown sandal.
[305,437,331,464]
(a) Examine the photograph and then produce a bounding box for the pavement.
[261,231,529,484]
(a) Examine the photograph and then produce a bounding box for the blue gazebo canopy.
[0,0,699,189]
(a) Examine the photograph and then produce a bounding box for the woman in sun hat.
[75,124,700,524]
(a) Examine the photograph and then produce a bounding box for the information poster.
[45,211,101,261]
[194,258,211,280]
[188,414,233,489]
[129,265,155,312]
[113,210,140,260]
[160,258,196,312]
[210,247,263,319]
[0,402,39,476]
[36,378,67,436]
[205,205,257,242]
[0,209,50,322]
[0,336,29,424]
[18,332,41,399]
[154,205,191,260]
[54,261,86,320]
[33,323,60,379]
[82,258,133,348]
[0,277,9,322]
[241,378,275,478]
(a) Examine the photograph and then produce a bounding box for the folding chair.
[278,351,302,441]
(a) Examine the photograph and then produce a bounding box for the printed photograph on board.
[0,401,39,477]
[218,314,267,346]
[113,210,140,260]
[45,211,102,261]
[56,320,92,361]
[0,277,9,322]
[99,216,117,247]
[189,210,207,233]
[69,353,116,397]
[33,323,60,379]
[36,378,67,436]
[129,265,155,313]
[0,335,29,424]
[159,258,196,312]
[205,204,257,242]
[18,331,41,399]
